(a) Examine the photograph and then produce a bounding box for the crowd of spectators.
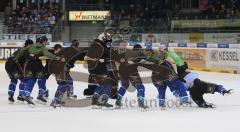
[104,0,240,32]
[103,0,179,32]
[4,2,61,34]
[202,0,240,19]
[4,0,240,34]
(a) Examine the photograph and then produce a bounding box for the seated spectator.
[5,4,60,34]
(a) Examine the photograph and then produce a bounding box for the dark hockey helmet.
[53,44,62,51]
[98,32,112,47]
[36,36,48,43]
[133,44,142,51]
[71,39,80,48]
[183,62,188,69]
[133,44,142,49]
[24,39,34,47]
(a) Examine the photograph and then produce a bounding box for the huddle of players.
[6,33,233,108]
[6,37,51,105]
[84,32,233,109]
[6,36,82,106]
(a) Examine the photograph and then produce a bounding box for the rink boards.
[169,43,240,74]
[131,42,240,74]
[1,42,240,74]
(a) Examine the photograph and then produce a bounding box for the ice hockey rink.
[0,64,240,132]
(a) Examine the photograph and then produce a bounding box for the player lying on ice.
[177,62,234,108]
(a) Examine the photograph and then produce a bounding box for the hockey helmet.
[54,44,62,51]
[98,32,112,47]
[145,42,152,50]
[71,39,80,48]
[36,36,48,44]
[133,44,142,49]
[24,39,34,47]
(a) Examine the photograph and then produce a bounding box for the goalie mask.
[98,32,112,48]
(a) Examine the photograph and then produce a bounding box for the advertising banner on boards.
[206,49,240,70]
[142,33,240,44]
[174,48,206,68]
[0,34,52,42]
[0,47,19,60]
[69,11,110,21]
[142,33,189,43]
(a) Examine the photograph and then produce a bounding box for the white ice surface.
[0,64,240,132]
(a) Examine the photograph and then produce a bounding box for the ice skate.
[159,104,166,110]
[138,99,148,109]
[50,98,62,108]
[44,89,49,98]
[91,96,101,109]
[222,89,234,96]
[98,102,114,109]
[115,96,123,109]
[17,95,25,103]
[37,95,47,104]
[67,91,77,99]
[67,94,77,99]
[180,96,192,106]
[24,96,35,106]
[115,99,123,109]
[8,96,14,104]
[159,99,166,110]
[200,102,216,108]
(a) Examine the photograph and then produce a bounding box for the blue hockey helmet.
[145,42,152,50]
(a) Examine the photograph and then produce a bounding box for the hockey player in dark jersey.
[142,44,190,108]
[115,44,148,109]
[178,62,233,108]
[6,39,34,103]
[84,32,114,108]
[49,41,87,108]
[43,44,63,98]
[83,46,119,99]
[65,40,82,99]
[14,36,64,105]
[34,38,53,103]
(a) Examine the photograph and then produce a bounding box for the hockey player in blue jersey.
[6,39,34,103]
[178,62,233,108]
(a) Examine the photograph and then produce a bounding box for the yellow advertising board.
[174,48,206,68]
[189,33,204,43]
[69,11,110,21]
